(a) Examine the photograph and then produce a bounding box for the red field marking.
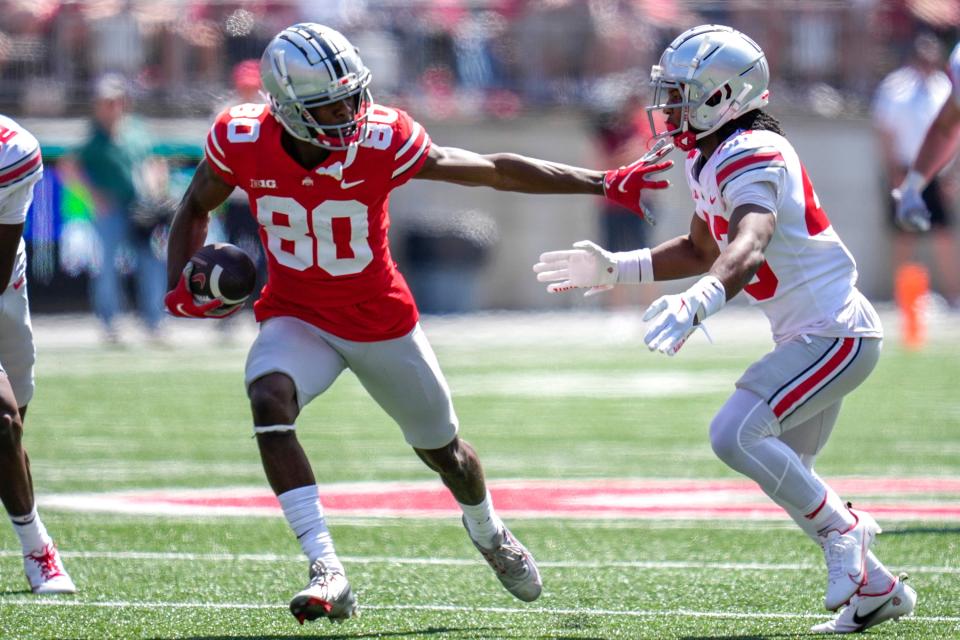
[42,477,960,521]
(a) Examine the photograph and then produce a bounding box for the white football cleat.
[464,517,542,602]
[811,574,917,634]
[289,559,358,625]
[821,508,881,610]
[23,542,76,594]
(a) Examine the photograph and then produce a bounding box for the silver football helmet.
[647,25,769,151]
[260,23,372,150]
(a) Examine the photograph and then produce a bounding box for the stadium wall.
[27,113,946,312]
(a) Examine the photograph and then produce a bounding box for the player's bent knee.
[248,373,299,424]
[709,412,741,465]
[710,390,779,467]
[414,436,467,474]
[0,410,23,448]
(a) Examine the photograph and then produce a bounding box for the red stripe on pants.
[773,338,855,418]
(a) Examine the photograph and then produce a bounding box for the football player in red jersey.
[164,23,670,624]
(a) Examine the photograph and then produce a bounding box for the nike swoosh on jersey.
[340,179,365,189]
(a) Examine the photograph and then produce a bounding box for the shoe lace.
[487,534,530,579]
[307,560,341,591]
[823,534,849,581]
[26,545,63,579]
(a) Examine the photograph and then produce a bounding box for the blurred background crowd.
[5,0,960,340]
[0,0,946,119]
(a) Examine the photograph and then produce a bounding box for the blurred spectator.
[213,57,262,109]
[872,33,960,306]
[66,74,170,344]
[588,89,662,309]
[233,57,260,101]
[84,0,145,78]
[0,0,933,119]
[512,0,596,105]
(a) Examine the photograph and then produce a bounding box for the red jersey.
[204,103,432,341]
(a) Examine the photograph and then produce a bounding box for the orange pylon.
[894,263,929,350]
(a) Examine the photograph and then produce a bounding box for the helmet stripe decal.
[307,29,348,79]
[281,29,321,64]
[279,34,332,80]
[700,45,721,62]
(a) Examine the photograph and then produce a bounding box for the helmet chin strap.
[673,129,698,151]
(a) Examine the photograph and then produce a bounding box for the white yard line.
[0,597,957,624]
[0,549,957,574]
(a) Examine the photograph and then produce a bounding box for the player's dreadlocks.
[714,109,785,143]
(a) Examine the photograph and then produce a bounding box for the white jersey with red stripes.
[0,115,43,289]
[684,128,882,343]
[203,102,431,341]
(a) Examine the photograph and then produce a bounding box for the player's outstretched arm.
[649,214,721,280]
[893,98,960,232]
[416,145,605,194]
[533,214,718,296]
[910,97,960,187]
[415,144,671,220]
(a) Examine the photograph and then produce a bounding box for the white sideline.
[0,598,957,624]
[0,549,957,575]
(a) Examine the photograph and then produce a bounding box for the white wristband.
[902,169,927,193]
[689,275,726,321]
[614,248,653,285]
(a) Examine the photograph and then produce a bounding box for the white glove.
[533,240,619,297]
[892,176,932,233]
[642,276,726,356]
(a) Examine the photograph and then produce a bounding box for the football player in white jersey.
[534,25,915,634]
[895,41,960,232]
[0,116,75,594]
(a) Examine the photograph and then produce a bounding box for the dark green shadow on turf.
[679,634,808,640]
[148,628,499,640]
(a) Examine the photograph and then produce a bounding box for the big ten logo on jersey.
[227,104,265,143]
[360,105,398,151]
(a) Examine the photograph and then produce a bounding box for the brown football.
[188,243,257,305]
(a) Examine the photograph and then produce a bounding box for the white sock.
[278,485,343,573]
[458,491,503,548]
[10,505,52,554]
[803,489,856,537]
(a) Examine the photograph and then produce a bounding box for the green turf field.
[1,313,958,639]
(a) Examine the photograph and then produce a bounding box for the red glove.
[164,266,242,319]
[603,140,674,223]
